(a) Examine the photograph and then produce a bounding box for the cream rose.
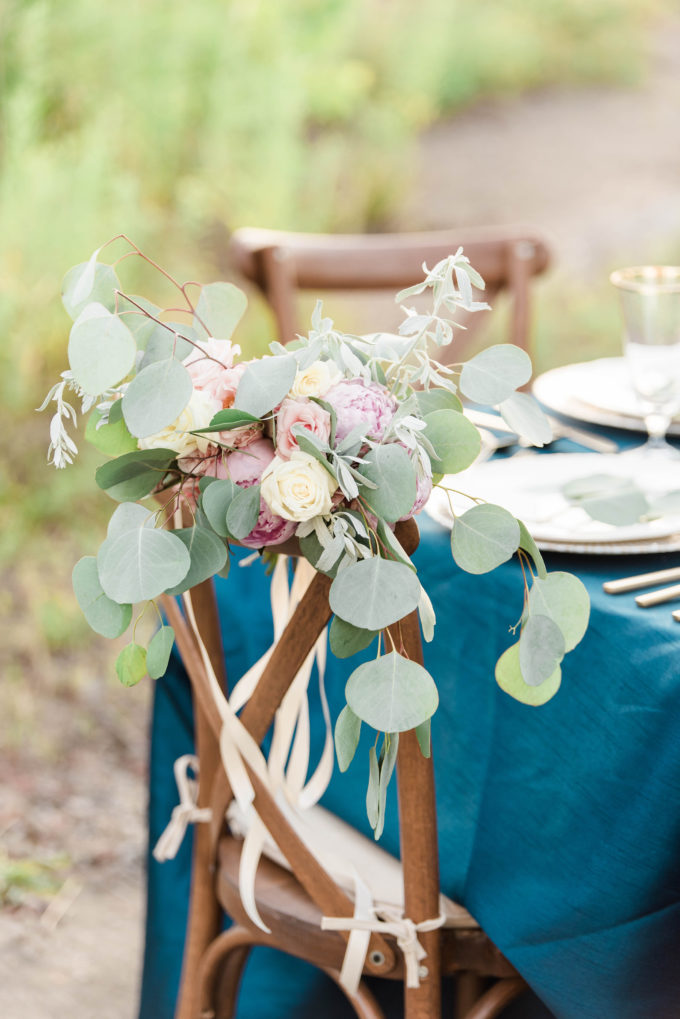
[139,389,221,458]
[260,451,337,522]
[290,359,342,399]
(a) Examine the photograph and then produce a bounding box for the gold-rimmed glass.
[610,265,680,459]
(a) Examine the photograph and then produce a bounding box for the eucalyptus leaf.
[358,444,417,522]
[499,392,552,447]
[68,303,137,396]
[147,626,175,680]
[375,733,399,839]
[117,294,162,349]
[495,642,562,705]
[329,557,421,630]
[226,485,261,540]
[366,747,380,829]
[72,556,132,638]
[62,261,120,320]
[106,501,154,541]
[163,527,228,595]
[451,503,520,574]
[95,448,178,502]
[329,615,379,658]
[376,519,413,568]
[116,642,148,688]
[122,357,193,438]
[234,355,297,417]
[528,572,590,652]
[580,491,648,525]
[201,479,239,537]
[334,705,362,772]
[195,281,247,339]
[97,526,190,603]
[416,389,463,415]
[423,409,481,474]
[517,519,547,580]
[140,322,194,366]
[346,652,439,733]
[459,344,531,404]
[562,473,632,500]
[85,405,137,457]
[417,584,436,642]
[415,719,431,758]
[519,614,565,687]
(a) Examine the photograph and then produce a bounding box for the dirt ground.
[1,15,679,1019]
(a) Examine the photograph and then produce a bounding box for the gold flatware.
[635,583,680,608]
[464,409,619,454]
[603,566,680,594]
[672,610,680,622]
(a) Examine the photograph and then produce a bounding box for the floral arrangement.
[43,237,589,835]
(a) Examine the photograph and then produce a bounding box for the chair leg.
[461,977,526,1019]
[455,974,487,1017]
[323,967,386,1019]
[195,925,260,1019]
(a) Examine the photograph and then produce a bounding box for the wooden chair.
[227,226,550,359]
[158,227,550,1018]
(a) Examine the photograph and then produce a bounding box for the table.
[138,445,680,1019]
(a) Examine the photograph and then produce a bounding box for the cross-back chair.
[158,227,552,1019]
[227,226,550,358]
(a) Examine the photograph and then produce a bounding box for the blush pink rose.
[276,397,331,459]
[225,438,296,548]
[324,380,396,444]
[184,341,245,406]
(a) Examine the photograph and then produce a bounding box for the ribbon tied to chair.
[153,754,213,863]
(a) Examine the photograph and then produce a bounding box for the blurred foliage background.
[0,0,671,704]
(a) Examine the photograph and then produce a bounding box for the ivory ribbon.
[321,909,446,989]
[152,755,212,863]
[153,548,394,994]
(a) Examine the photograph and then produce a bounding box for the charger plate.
[532,357,680,437]
[425,452,680,555]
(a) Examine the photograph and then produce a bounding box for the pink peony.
[225,438,296,548]
[276,397,331,459]
[226,439,276,486]
[324,380,396,444]
[184,341,244,406]
[238,502,297,548]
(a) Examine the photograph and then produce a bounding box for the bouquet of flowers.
[43,236,589,834]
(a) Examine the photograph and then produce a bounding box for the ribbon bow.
[321,907,446,989]
[152,754,213,863]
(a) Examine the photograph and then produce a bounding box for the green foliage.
[346,652,439,733]
[234,356,298,417]
[195,282,248,339]
[122,357,193,438]
[358,444,416,522]
[451,503,520,574]
[72,555,132,638]
[147,625,175,680]
[459,344,532,405]
[329,557,421,630]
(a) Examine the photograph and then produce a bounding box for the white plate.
[425,452,680,554]
[532,357,680,436]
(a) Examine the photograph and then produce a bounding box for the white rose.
[139,389,221,458]
[290,360,343,399]
[260,451,337,522]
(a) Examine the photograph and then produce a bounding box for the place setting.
[428,264,680,558]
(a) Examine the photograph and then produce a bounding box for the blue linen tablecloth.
[139,510,680,1019]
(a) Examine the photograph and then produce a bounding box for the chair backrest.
[228,226,551,359]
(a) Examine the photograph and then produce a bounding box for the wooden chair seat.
[215,805,518,984]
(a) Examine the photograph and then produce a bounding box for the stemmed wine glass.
[610,265,680,459]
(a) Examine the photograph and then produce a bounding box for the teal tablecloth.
[139,513,680,1019]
